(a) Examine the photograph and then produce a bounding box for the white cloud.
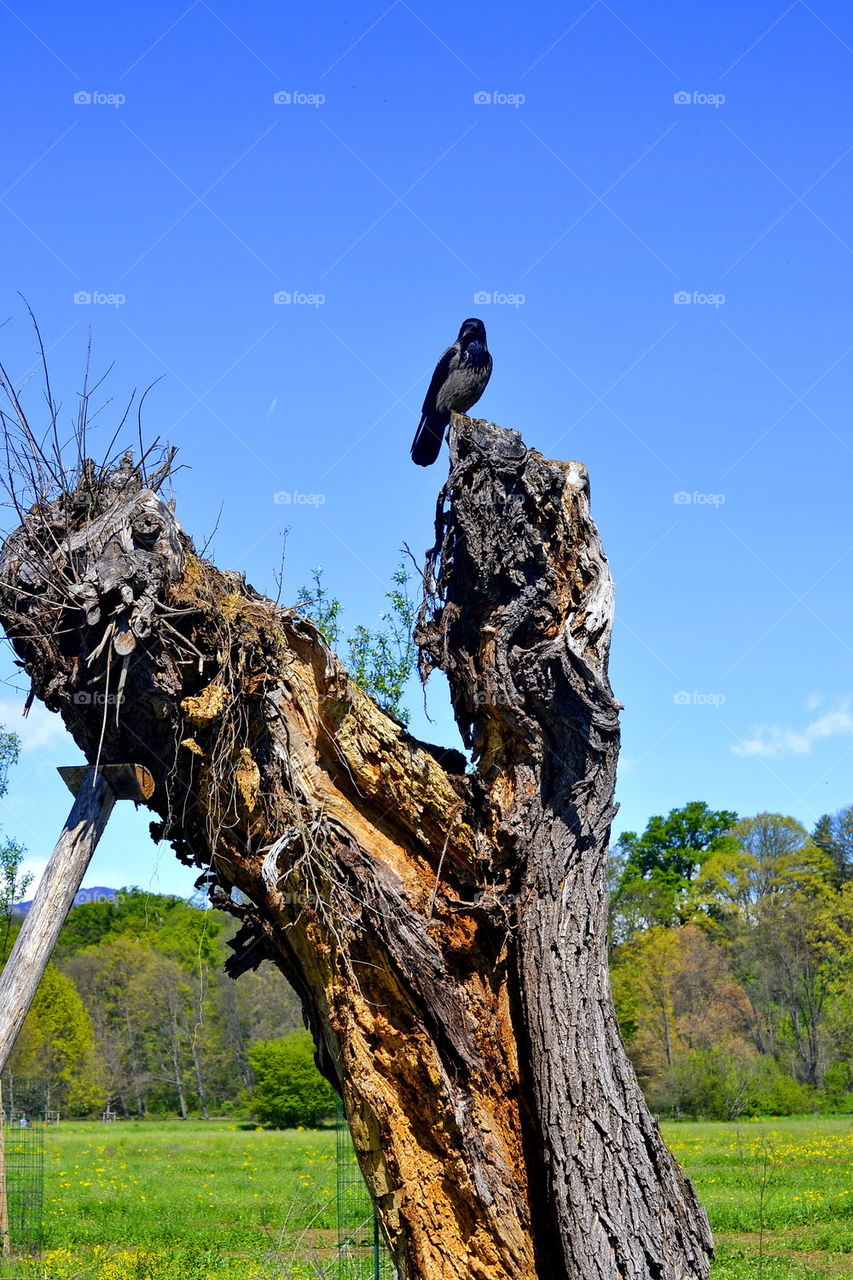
[733,698,853,758]
[0,698,70,754]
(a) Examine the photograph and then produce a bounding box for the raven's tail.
[410,411,449,467]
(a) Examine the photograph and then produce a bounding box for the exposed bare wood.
[0,414,713,1279]
[0,768,115,1074]
[58,762,154,802]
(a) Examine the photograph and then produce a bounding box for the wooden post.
[0,762,154,1077]
[0,763,153,1078]
[0,767,115,1075]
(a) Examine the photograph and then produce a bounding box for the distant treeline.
[3,888,302,1117]
[608,802,852,1118]
[2,800,851,1121]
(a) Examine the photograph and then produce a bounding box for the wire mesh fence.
[335,1099,395,1279]
[0,1077,45,1255]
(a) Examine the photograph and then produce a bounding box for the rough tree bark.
[0,417,712,1279]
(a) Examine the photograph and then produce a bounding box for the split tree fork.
[0,396,712,1279]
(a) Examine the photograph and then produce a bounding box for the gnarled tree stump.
[0,416,712,1279]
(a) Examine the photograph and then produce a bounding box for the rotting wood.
[0,417,713,1279]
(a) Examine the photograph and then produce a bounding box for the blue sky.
[0,0,851,898]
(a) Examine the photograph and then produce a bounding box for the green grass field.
[664,1115,853,1279]
[5,1122,341,1280]
[0,1114,849,1278]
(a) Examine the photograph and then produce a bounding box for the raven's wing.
[411,411,447,466]
[420,342,459,414]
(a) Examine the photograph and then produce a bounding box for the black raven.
[411,318,493,466]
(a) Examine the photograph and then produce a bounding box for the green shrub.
[669,1049,753,1120]
[751,1058,815,1116]
[667,1049,816,1120]
[820,1061,853,1112]
[248,1030,337,1128]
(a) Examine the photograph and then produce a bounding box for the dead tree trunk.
[0,419,712,1279]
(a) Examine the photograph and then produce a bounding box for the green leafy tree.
[66,937,163,1115]
[8,962,105,1113]
[807,882,853,1096]
[618,802,738,882]
[57,887,228,965]
[62,894,304,1118]
[610,922,815,1118]
[695,813,830,922]
[295,568,342,648]
[689,815,833,1086]
[66,928,228,1118]
[215,953,303,1091]
[58,891,234,1118]
[248,1030,337,1127]
[609,868,689,941]
[297,562,418,722]
[0,728,30,956]
[737,892,829,1087]
[611,925,754,1080]
[669,1048,814,1120]
[812,806,853,888]
[611,801,738,933]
